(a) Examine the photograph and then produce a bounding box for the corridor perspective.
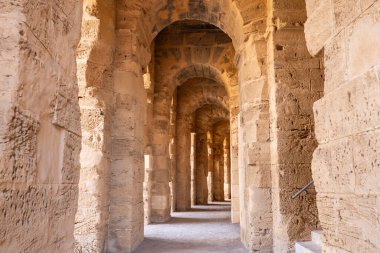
[1,0,380,253]
[134,202,248,253]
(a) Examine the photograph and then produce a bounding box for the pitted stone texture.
[75,0,116,252]
[306,0,380,252]
[0,1,82,252]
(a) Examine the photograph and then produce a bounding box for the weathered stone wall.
[237,35,273,252]
[5,1,379,253]
[75,0,115,251]
[305,0,380,252]
[0,0,82,252]
[267,0,324,252]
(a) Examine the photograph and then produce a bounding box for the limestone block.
[0,0,23,14]
[113,70,141,95]
[324,30,347,93]
[276,115,312,132]
[313,98,329,144]
[352,130,380,194]
[236,0,266,22]
[240,77,268,103]
[304,0,335,56]
[314,66,380,142]
[61,131,81,184]
[346,4,380,78]
[47,184,78,250]
[317,193,380,252]
[112,109,136,139]
[312,138,355,194]
[360,0,378,10]
[107,222,143,252]
[351,68,380,132]
[246,187,273,251]
[0,107,39,183]
[79,63,112,90]
[108,201,144,227]
[151,195,169,210]
[274,69,313,91]
[52,91,81,136]
[0,185,50,252]
[247,143,271,166]
[276,136,316,165]
[151,169,170,182]
[305,0,320,16]
[333,0,361,32]
[243,15,265,33]
[276,164,313,189]
[111,159,144,185]
[237,38,262,83]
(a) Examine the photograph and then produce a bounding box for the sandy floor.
[133,202,248,253]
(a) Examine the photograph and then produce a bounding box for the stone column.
[150,91,171,221]
[230,109,240,223]
[175,111,194,211]
[190,133,196,206]
[75,0,116,251]
[195,131,209,205]
[212,153,221,201]
[237,36,273,252]
[143,59,155,225]
[169,92,177,212]
[207,134,214,202]
[106,29,147,251]
[212,138,224,201]
[213,121,229,202]
[268,2,323,251]
[143,153,152,224]
[224,138,231,200]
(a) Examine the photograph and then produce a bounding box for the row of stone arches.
[75,1,321,252]
[1,0,379,252]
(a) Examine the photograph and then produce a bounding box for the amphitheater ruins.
[0,0,379,252]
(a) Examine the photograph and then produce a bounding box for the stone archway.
[194,105,230,205]
[0,0,343,252]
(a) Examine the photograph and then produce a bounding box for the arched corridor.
[1,0,380,253]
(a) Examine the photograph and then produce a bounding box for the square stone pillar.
[106,62,147,252]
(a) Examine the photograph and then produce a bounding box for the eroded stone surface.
[1,0,379,252]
